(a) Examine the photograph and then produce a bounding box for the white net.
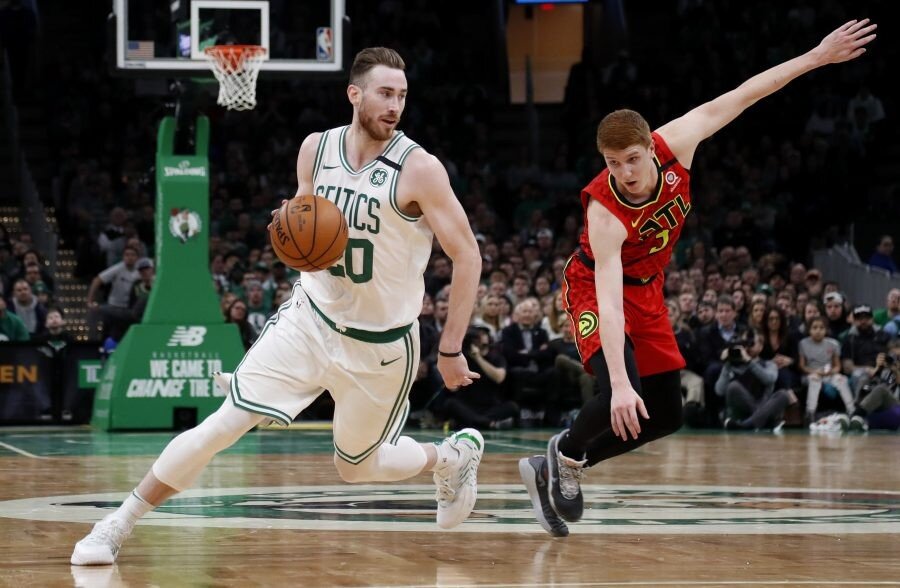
[204,45,267,111]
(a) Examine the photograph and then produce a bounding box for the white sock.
[431,439,460,472]
[113,490,154,528]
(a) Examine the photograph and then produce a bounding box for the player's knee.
[333,453,377,483]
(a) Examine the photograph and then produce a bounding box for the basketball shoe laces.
[434,444,477,506]
[81,518,130,556]
[557,454,586,499]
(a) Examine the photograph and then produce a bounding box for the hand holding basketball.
[269,195,349,272]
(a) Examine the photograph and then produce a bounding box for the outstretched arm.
[658,19,877,168]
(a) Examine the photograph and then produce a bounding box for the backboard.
[110,0,347,77]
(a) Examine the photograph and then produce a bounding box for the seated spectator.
[501,297,556,426]
[128,258,155,324]
[549,315,593,421]
[86,245,140,341]
[842,304,892,396]
[874,288,900,335]
[867,235,897,274]
[0,297,29,341]
[18,250,55,292]
[666,299,704,420]
[848,340,900,431]
[798,316,856,423]
[718,329,793,431]
[540,290,566,341]
[7,279,47,336]
[439,326,517,430]
[760,306,799,390]
[823,291,849,339]
[698,295,749,425]
[471,294,505,343]
[225,299,256,350]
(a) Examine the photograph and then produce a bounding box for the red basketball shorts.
[561,256,685,377]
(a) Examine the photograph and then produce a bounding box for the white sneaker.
[433,428,484,529]
[71,516,132,565]
[212,371,232,394]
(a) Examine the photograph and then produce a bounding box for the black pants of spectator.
[725,381,792,429]
[441,398,518,430]
[703,361,725,426]
[508,366,559,423]
[557,340,683,468]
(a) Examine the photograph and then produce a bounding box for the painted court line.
[0,441,49,459]
[374,582,900,588]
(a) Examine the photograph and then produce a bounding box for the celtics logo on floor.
[2,485,900,534]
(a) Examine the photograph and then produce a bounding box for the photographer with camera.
[848,339,900,431]
[716,328,794,431]
[439,326,518,430]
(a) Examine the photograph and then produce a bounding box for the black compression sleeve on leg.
[556,340,641,460]
[583,369,683,467]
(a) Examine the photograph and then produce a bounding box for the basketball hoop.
[203,45,266,111]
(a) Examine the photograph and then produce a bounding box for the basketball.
[269,195,349,272]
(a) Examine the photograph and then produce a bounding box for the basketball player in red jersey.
[520,19,877,536]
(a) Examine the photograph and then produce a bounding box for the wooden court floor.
[1,426,899,587]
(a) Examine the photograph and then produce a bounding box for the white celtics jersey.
[301,125,433,332]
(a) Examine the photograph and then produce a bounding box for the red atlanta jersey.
[577,132,691,281]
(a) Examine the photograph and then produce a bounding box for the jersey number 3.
[648,229,670,255]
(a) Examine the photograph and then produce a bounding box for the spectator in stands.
[22,263,51,297]
[666,299,703,409]
[540,290,566,341]
[761,306,798,390]
[97,207,129,267]
[804,269,824,299]
[502,297,556,426]
[823,291,849,339]
[128,258,155,324]
[0,297,29,341]
[244,282,269,335]
[86,244,141,341]
[470,294,503,342]
[7,279,46,336]
[719,329,792,431]
[842,304,892,396]
[848,339,900,431]
[698,295,748,425]
[747,300,767,332]
[874,288,900,332]
[424,255,452,297]
[867,235,897,274]
[551,315,594,412]
[798,316,856,423]
[225,299,256,350]
[18,250,54,292]
[439,326,516,430]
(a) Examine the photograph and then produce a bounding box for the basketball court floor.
[1,426,898,587]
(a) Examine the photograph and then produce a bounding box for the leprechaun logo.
[369,168,388,187]
[169,208,202,243]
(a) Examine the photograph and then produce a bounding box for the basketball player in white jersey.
[72,47,485,565]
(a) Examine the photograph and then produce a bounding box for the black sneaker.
[518,456,569,537]
[546,430,586,522]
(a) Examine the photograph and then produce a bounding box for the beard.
[358,99,398,142]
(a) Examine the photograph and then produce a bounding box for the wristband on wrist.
[438,350,463,358]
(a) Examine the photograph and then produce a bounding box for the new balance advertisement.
[91,116,245,430]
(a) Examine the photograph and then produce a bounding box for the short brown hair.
[596,109,652,152]
[349,47,405,87]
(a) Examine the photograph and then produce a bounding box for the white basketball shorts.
[230,285,419,464]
